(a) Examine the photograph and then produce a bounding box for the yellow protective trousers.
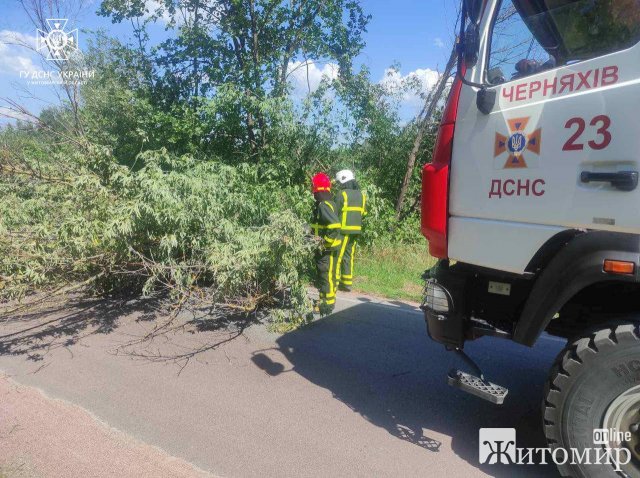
[315,249,338,306]
[336,234,359,287]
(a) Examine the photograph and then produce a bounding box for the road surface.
[0,292,564,477]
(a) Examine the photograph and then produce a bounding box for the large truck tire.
[544,323,640,478]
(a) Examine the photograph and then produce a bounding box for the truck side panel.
[448,217,565,274]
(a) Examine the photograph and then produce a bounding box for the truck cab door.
[448,0,640,273]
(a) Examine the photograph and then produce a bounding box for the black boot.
[313,300,334,315]
[318,302,335,316]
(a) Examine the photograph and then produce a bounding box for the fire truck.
[420,0,640,476]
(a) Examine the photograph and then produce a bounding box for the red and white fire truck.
[421,1,640,476]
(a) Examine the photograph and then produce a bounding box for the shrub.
[0,144,315,327]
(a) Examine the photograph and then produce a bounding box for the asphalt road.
[0,292,565,477]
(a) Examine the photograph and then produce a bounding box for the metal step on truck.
[420,0,640,476]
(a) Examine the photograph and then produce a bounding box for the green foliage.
[98,0,370,97]
[1,0,445,324]
[0,139,315,326]
[354,243,436,302]
[96,0,371,165]
[302,65,438,217]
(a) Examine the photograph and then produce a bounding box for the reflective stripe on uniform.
[312,223,342,240]
[323,236,342,248]
[312,223,341,230]
[341,191,348,229]
[312,201,340,236]
[320,291,336,299]
[336,235,357,286]
[336,235,349,282]
[350,240,356,278]
[328,253,335,298]
[341,192,365,212]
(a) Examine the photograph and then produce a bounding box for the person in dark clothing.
[310,172,343,314]
[334,169,367,292]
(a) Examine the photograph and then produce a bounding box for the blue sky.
[0,0,458,122]
[356,0,457,75]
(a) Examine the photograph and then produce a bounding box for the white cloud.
[144,0,173,24]
[379,67,441,108]
[287,60,339,97]
[0,106,36,122]
[0,30,38,49]
[0,41,41,76]
[433,37,446,48]
[0,30,43,77]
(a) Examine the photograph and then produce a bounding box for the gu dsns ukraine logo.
[36,19,79,61]
[494,117,542,169]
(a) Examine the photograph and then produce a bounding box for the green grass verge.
[351,243,437,302]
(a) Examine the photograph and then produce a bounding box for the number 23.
[563,115,612,151]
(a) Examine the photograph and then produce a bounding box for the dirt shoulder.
[0,374,215,478]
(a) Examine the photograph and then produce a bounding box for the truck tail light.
[421,74,463,259]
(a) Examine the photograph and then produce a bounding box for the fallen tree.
[0,136,315,329]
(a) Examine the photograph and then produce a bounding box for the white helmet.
[336,169,355,184]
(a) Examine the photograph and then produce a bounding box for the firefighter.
[310,172,343,314]
[334,169,367,292]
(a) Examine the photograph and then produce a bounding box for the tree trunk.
[192,0,201,99]
[248,0,268,151]
[394,45,457,220]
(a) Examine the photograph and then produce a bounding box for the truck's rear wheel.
[544,323,640,478]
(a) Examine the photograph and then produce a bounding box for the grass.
[351,243,437,302]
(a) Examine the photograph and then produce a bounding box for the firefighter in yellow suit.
[334,169,367,292]
[310,173,342,314]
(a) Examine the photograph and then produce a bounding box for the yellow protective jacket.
[311,200,343,250]
[335,187,367,235]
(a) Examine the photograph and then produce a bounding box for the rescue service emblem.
[494,117,542,169]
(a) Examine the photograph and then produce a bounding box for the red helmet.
[311,172,331,193]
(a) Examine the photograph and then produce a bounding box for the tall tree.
[394,44,457,219]
[99,0,371,157]
[9,0,91,134]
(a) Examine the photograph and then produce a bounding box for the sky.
[0,0,459,122]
